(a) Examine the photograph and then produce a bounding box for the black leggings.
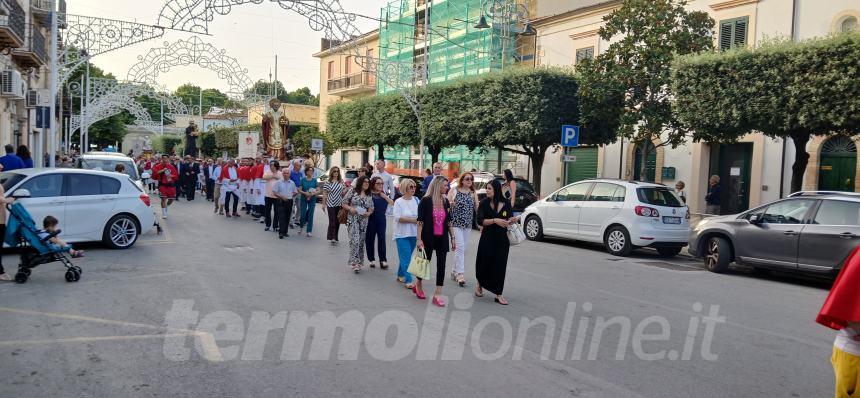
[0,224,5,274]
[423,235,448,287]
[224,192,239,214]
[265,197,279,229]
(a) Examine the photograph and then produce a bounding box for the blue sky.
[67,1,385,94]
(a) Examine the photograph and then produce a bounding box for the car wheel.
[605,226,633,256]
[704,236,732,273]
[524,216,543,241]
[103,214,140,250]
[656,247,682,257]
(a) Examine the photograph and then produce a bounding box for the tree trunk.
[639,139,651,182]
[376,144,384,160]
[429,146,441,164]
[790,132,811,194]
[529,147,547,196]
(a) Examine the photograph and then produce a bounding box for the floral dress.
[345,190,374,266]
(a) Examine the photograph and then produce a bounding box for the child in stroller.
[4,203,82,284]
[40,216,85,258]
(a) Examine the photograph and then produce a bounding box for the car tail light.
[635,206,659,217]
[685,208,691,220]
[140,193,151,207]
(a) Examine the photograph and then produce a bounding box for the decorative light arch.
[72,78,189,135]
[126,37,253,99]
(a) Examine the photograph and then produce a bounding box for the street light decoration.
[72,78,190,135]
[126,37,253,100]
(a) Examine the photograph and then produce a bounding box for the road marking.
[0,307,223,361]
[0,333,191,347]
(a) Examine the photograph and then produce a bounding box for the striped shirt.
[323,181,346,207]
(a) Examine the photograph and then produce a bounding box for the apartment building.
[0,0,58,166]
[533,0,860,215]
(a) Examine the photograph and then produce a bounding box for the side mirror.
[140,172,151,180]
[545,195,555,202]
[748,214,761,224]
[11,189,31,199]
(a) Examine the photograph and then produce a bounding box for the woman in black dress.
[475,179,519,305]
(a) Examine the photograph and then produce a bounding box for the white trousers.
[452,226,471,275]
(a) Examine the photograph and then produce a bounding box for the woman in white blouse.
[393,179,420,289]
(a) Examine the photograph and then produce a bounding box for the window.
[0,172,26,192]
[719,16,749,51]
[100,177,121,195]
[556,183,591,201]
[575,47,594,64]
[327,61,335,79]
[68,174,102,196]
[760,199,814,224]
[637,187,684,207]
[813,200,860,225]
[587,183,620,202]
[611,186,626,202]
[344,56,352,75]
[841,16,858,33]
[17,174,63,198]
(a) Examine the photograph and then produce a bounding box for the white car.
[1,169,157,249]
[521,179,690,257]
[74,152,149,191]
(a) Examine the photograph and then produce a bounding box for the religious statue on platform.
[261,98,290,160]
[142,135,152,152]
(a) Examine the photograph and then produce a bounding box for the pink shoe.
[432,296,446,307]
[413,285,426,300]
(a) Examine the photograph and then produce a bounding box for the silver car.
[688,191,860,276]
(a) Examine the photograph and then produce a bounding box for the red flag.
[816,245,860,330]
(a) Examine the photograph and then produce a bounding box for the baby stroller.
[4,202,81,284]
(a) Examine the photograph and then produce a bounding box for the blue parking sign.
[561,125,579,147]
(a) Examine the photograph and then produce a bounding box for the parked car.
[393,174,424,199]
[450,172,538,213]
[521,179,690,257]
[1,168,157,249]
[75,152,148,191]
[688,191,860,276]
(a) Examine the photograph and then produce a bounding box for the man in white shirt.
[273,176,298,239]
[371,158,394,198]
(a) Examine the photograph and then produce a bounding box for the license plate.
[663,216,682,224]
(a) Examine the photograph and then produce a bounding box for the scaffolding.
[377,0,523,94]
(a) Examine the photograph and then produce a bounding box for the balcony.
[0,0,25,49]
[12,24,47,68]
[30,0,52,27]
[327,72,377,96]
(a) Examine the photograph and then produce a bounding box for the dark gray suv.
[688,192,860,277]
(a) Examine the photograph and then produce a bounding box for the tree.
[327,93,417,158]
[579,0,714,180]
[174,84,230,115]
[291,125,337,167]
[246,80,319,106]
[65,62,130,149]
[672,32,860,193]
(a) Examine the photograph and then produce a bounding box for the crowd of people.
[139,154,521,307]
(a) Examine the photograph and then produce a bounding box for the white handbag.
[507,223,526,246]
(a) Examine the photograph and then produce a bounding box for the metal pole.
[160,100,164,136]
[418,0,431,171]
[199,86,203,117]
[79,75,84,152]
[48,3,59,166]
[274,54,278,97]
[84,60,91,152]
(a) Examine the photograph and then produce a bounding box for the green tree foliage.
[672,32,860,193]
[152,135,182,155]
[245,81,320,106]
[327,68,588,193]
[200,132,218,158]
[291,125,337,167]
[65,63,130,150]
[579,0,714,180]
[173,83,231,115]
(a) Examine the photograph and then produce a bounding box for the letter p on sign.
[562,125,580,147]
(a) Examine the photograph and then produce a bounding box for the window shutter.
[719,21,733,51]
[733,18,748,47]
[575,46,594,64]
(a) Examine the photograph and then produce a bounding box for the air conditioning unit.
[25,90,38,108]
[1,70,26,100]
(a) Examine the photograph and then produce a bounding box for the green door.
[633,142,656,182]
[565,146,598,184]
[819,136,857,192]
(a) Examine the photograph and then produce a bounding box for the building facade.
[0,0,58,166]
[533,0,860,215]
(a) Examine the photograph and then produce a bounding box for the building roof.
[312,29,380,58]
[532,0,618,27]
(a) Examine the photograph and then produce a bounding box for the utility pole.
[199,86,203,117]
[160,100,164,135]
[274,54,278,98]
[79,75,84,151]
[418,0,431,171]
[83,60,91,152]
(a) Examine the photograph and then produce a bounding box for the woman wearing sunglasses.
[447,172,479,286]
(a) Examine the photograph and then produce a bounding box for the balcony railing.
[0,0,26,48]
[327,72,376,94]
[30,0,52,27]
[12,23,47,67]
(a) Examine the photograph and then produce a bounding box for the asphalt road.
[0,197,837,397]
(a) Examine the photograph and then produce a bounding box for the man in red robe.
[152,154,178,219]
[817,246,860,398]
[238,160,251,214]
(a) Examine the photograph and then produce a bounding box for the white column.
[48,2,59,166]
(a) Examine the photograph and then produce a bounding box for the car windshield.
[344,170,359,180]
[80,158,139,180]
[0,172,26,193]
[637,187,684,207]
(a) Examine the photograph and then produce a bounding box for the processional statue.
[261,98,290,160]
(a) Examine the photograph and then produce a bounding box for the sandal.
[396,276,405,283]
[0,273,13,282]
[474,288,484,297]
[456,273,465,286]
[494,297,509,305]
